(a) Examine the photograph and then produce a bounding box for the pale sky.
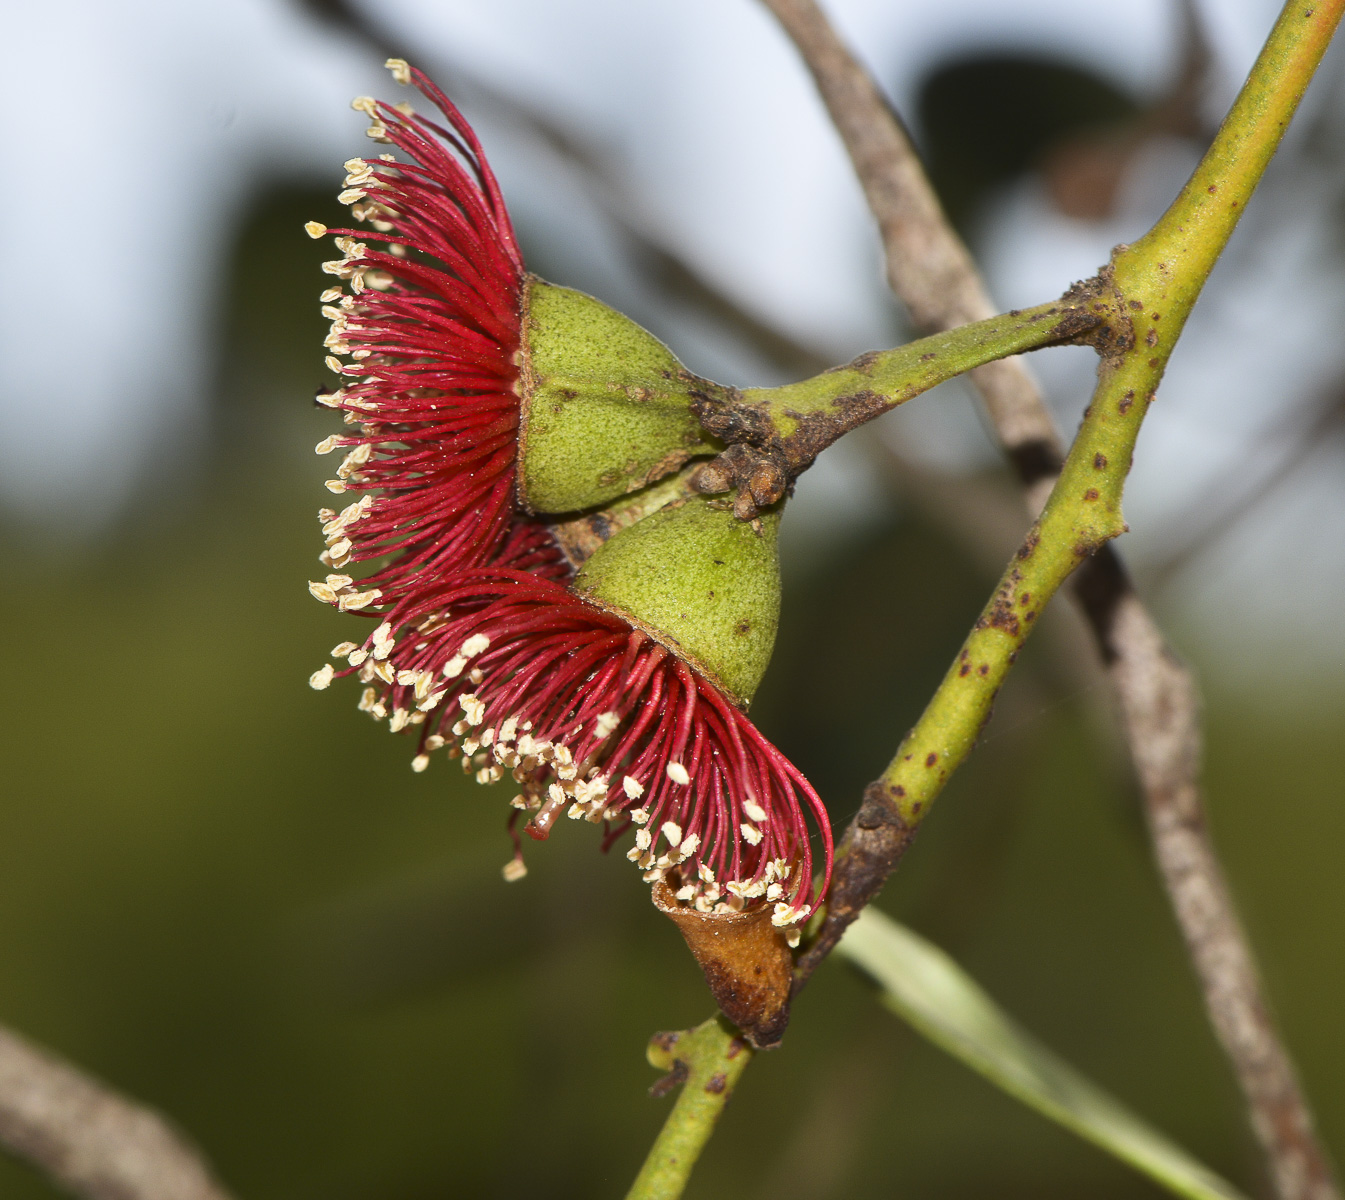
[3,0,1341,677]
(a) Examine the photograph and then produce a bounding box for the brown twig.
[761,2,1339,1198]
[0,1023,235,1200]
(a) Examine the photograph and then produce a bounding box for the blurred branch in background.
[758,5,1341,1200]
[0,1024,233,1200]
[295,0,832,381]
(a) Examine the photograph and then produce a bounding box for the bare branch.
[761,3,1340,1198]
[0,1024,234,1200]
[759,0,1062,499]
[1075,558,1340,1200]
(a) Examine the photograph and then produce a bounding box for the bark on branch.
[762,3,1339,1198]
[0,1023,235,1200]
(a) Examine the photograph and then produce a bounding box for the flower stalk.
[797,0,1344,984]
[693,294,1104,515]
[632,1,1343,1195]
[625,1018,753,1200]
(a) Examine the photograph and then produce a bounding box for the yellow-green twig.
[799,0,1344,978]
[625,1018,752,1200]
[630,2,1342,1196]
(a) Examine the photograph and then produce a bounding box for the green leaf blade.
[838,909,1249,1200]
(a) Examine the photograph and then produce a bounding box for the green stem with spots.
[865,0,1341,834]
[631,2,1342,1195]
[625,1017,752,1200]
[740,297,1096,462]
[691,296,1102,515]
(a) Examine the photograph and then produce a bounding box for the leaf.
[837,908,1249,1200]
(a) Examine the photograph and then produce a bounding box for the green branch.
[625,1018,752,1200]
[690,297,1101,513]
[746,297,1096,455]
[796,1,1344,984]
[630,1,1342,1195]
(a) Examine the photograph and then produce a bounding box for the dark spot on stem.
[979,595,1022,638]
[1128,299,1143,310]
[920,352,936,362]
[1084,488,1100,501]
[1093,452,1108,469]
[705,1073,728,1095]
[649,1060,688,1099]
[1145,328,1159,347]
[1120,390,1135,414]
[977,663,989,677]
[925,753,938,768]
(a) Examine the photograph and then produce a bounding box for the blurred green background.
[2,35,1343,1200]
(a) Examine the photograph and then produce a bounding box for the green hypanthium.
[516,278,722,514]
[573,496,781,706]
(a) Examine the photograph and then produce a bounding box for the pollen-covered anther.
[309,664,334,690]
[592,710,621,739]
[771,903,810,929]
[740,823,763,847]
[337,588,381,612]
[622,776,645,800]
[743,799,768,824]
[331,641,359,658]
[385,57,412,84]
[337,444,372,478]
[459,694,486,726]
[661,821,683,848]
[666,762,691,786]
[411,754,430,773]
[460,633,491,658]
[388,708,411,733]
[315,435,343,456]
[371,622,396,660]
